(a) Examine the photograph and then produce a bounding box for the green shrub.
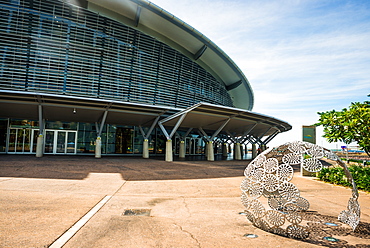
[317,165,370,192]
[340,158,370,165]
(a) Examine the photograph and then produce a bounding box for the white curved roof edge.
[86,0,254,110]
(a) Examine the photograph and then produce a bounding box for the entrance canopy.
[158,102,291,138]
[0,90,291,145]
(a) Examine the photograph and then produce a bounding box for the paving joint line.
[49,180,127,248]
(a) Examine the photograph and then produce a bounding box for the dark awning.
[0,90,291,140]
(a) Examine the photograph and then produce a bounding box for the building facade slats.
[0,0,233,108]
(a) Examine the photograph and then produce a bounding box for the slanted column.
[261,144,267,151]
[36,104,44,158]
[36,134,44,158]
[143,139,149,158]
[95,136,102,158]
[95,108,109,159]
[165,139,173,162]
[206,141,214,161]
[222,143,228,157]
[179,140,185,159]
[234,143,241,160]
[139,116,161,159]
[252,143,257,159]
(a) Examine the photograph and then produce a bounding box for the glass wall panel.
[115,127,133,154]
[46,121,77,130]
[44,130,54,153]
[77,123,96,153]
[23,129,31,153]
[15,129,24,152]
[133,127,143,154]
[106,124,117,154]
[32,129,39,153]
[56,131,66,153]
[155,129,166,154]
[8,128,16,152]
[66,131,76,154]
[10,119,38,128]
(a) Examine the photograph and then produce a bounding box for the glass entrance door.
[45,130,55,153]
[56,131,66,153]
[8,128,38,154]
[44,130,77,154]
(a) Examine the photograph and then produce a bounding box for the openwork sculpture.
[241,141,360,239]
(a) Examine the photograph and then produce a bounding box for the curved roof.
[86,0,254,110]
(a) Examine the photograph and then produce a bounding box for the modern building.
[0,0,292,161]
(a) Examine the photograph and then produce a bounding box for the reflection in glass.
[57,131,66,153]
[16,129,23,152]
[45,131,54,153]
[32,130,39,153]
[115,128,133,154]
[67,132,76,153]
[8,129,16,152]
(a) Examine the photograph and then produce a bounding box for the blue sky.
[149,0,370,149]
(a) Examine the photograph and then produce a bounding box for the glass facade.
[0,0,234,108]
[0,118,179,155]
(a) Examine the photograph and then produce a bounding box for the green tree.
[316,101,370,157]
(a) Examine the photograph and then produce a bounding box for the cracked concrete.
[173,223,201,248]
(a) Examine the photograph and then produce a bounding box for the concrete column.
[245,144,249,159]
[179,140,185,159]
[165,139,173,162]
[206,141,214,161]
[222,143,228,157]
[252,143,257,159]
[234,143,241,160]
[35,134,44,158]
[240,145,244,159]
[143,139,149,158]
[95,137,101,158]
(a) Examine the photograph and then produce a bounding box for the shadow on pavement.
[0,155,251,181]
[301,212,370,248]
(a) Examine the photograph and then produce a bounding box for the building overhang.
[0,91,291,141]
[158,102,292,138]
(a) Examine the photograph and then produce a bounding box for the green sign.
[302,125,316,144]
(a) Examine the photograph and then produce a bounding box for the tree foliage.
[316,101,370,157]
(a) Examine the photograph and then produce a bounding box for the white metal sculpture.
[241,141,360,239]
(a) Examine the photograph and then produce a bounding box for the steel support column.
[95,108,109,159]
[139,116,161,158]
[36,104,44,158]
[158,113,187,162]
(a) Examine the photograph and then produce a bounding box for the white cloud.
[150,0,370,148]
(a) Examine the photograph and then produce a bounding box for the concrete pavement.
[0,155,369,247]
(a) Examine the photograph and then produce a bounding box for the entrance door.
[115,128,133,154]
[8,128,38,154]
[44,130,77,154]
